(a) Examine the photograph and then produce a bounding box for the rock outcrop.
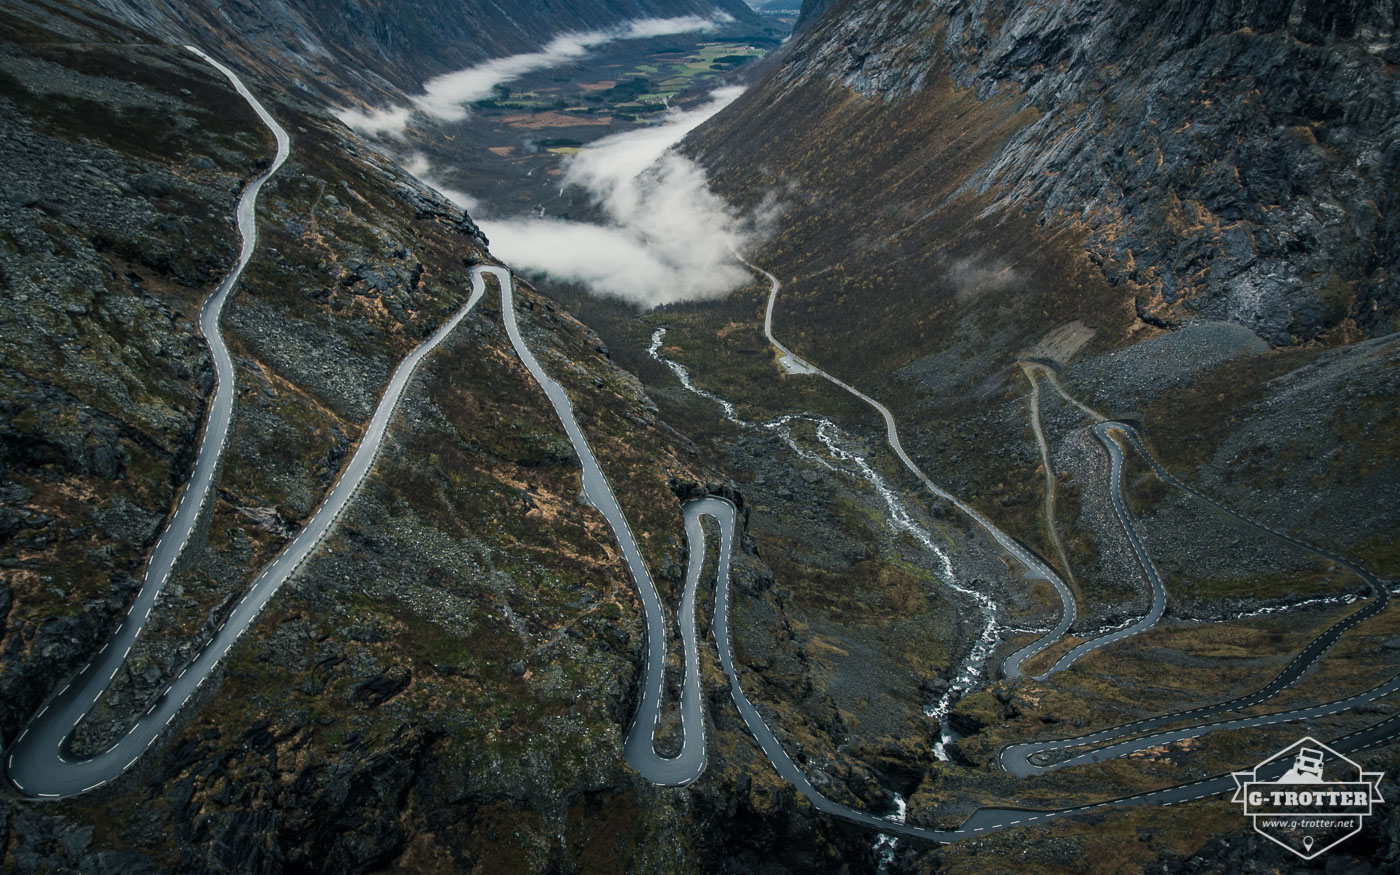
[701,0,1399,346]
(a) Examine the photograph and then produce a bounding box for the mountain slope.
[666,1,1400,869]
[0,6,858,872]
[4,0,1399,871]
[684,0,1400,561]
[697,0,1398,351]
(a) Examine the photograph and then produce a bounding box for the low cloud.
[404,153,479,211]
[334,105,412,137]
[337,15,729,137]
[622,12,732,39]
[483,87,776,308]
[946,254,1021,303]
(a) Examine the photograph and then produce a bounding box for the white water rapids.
[647,328,1002,759]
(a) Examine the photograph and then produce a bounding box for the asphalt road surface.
[488,266,709,787]
[747,252,1081,676]
[5,56,490,796]
[6,46,291,799]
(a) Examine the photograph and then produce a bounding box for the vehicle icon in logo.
[1278,747,1325,783]
[1231,737,1385,860]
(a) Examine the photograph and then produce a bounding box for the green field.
[473,42,769,118]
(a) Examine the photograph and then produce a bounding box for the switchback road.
[5,54,489,796]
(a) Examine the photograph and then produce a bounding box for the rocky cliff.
[701,0,1398,348]
[5,0,1399,871]
[664,0,1400,871]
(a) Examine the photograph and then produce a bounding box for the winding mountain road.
[648,327,980,750]
[487,267,708,787]
[1020,423,1169,675]
[724,255,1399,839]
[5,55,1393,846]
[5,46,291,799]
[679,496,1400,843]
[5,54,489,799]
[1000,420,1395,778]
[750,255,1083,676]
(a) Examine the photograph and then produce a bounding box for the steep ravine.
[647,0,1400,870]
[0,7,891,872]
[5,0,1400,872]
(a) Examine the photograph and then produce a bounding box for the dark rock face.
[351,667,411,708]
[168,723,439,874]
[404,187,489,250]
[795,0,842,33]
[3,808,155,874]
[756,0,1400,345]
